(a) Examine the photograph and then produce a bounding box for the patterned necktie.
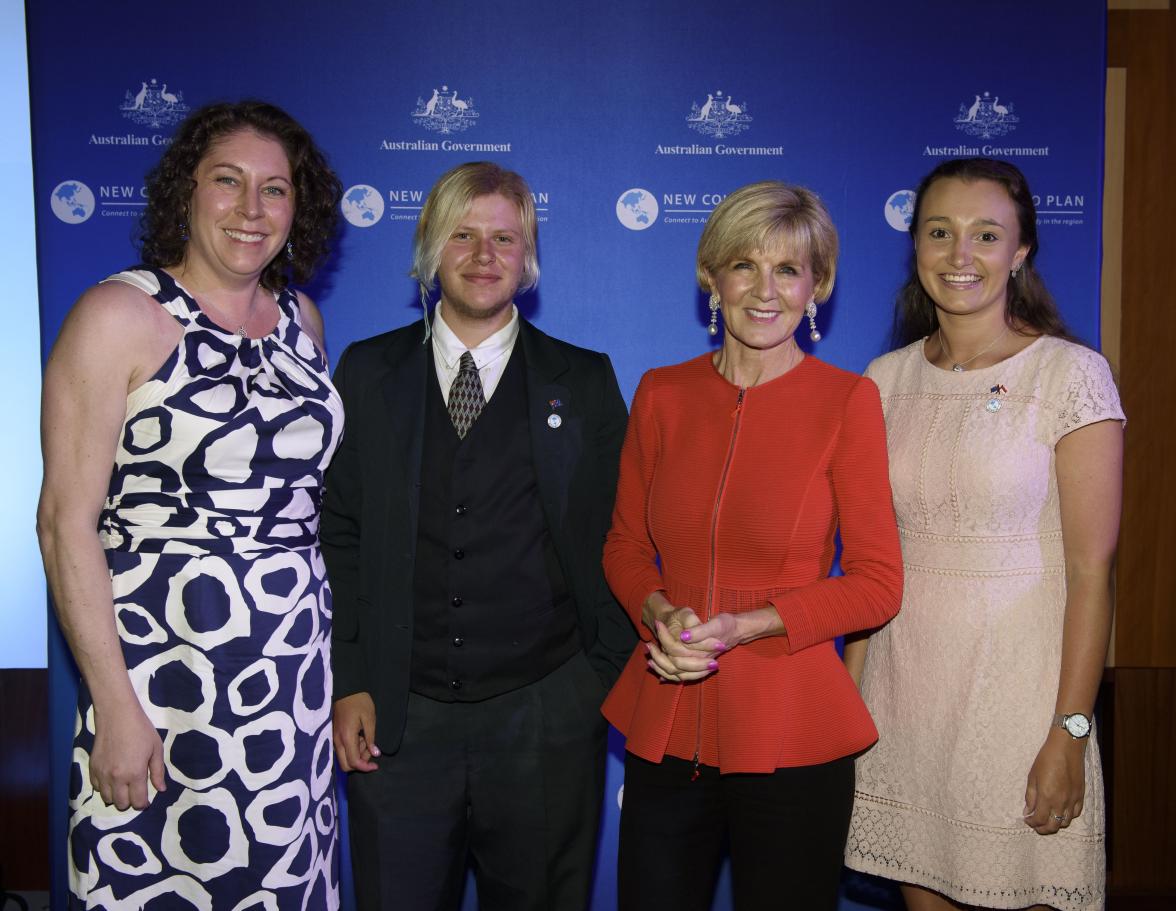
[448,350,485,439]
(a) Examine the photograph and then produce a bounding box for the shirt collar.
[432,303,520,370]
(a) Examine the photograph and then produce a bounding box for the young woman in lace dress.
[843,158,1123,911]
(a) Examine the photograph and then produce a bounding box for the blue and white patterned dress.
[67,267,343,910]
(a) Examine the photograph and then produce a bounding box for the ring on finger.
[1052,814,1065,822]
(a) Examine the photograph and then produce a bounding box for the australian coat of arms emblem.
[954,91,1019,139]
[120,79,190,129]
[687,91,752,140]
[412,85,479,135]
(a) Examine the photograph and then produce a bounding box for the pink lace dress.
[845,336,1123,911]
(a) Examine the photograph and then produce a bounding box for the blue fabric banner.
[26,1,1105,907]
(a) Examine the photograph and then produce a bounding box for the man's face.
[437,193,527,329]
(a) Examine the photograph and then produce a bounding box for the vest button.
[453,637,464,647]
[450,679,462,690]
[453,548,465,559]
[451,596,463,607]
[455,504,468,516]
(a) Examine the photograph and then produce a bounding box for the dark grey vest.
[409,344,579,701]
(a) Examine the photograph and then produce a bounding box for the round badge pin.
[985,398,1002,413]
[547,414,562,429]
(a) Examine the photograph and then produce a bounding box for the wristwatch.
[1052,712,1092,739]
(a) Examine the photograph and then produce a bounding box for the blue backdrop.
[25,1,1106,907]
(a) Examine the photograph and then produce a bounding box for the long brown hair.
[893,157,1072,346]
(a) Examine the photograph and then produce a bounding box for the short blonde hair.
[696,181,839,303]
[411,161,539,307]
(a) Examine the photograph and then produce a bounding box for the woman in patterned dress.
[38,101,344,909]
[843,158,1123,911]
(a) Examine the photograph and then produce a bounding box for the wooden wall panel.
[1103,66,1125,667]
[0,669,49,891]
[1106,7,1176,905]
[1108,8,1176,668]
[1101,68,1124,384]
[1110,669,1176,893]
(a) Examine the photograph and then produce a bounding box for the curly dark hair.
[893,157,1072,347]
[139,100,342,291]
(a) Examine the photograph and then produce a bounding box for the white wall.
[0,0,46,667]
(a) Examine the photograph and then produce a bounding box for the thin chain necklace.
[196,288,263,338]
[939,326,1008,372]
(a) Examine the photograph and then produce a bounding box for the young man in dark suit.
[322,161,634,911]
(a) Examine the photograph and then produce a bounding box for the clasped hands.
[642,592,764,683]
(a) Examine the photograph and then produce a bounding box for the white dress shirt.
[430,302,520,403]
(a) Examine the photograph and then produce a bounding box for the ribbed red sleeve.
[603,372,666,637]
[770,376,903,651]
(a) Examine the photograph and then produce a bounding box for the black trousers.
[346,651,608,911]
[618,752,855,911]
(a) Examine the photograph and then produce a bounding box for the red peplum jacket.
[602,353,903,774]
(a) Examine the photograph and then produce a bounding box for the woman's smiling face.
[914,177,1029,322]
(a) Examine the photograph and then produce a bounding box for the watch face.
[1064,713,1091,738]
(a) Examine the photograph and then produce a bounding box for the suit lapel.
[379,325,429,537]
[520,321,577,534]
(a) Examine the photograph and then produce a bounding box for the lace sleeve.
[1050,343,1125,445]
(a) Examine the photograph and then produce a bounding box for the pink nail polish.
[707,660,718,670]
[714,642,727,651]
[680,630,692,642]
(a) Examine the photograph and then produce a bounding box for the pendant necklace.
[939,326,1008,372]
[197,288,261,338]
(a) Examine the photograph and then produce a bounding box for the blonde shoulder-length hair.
[697,180,839,304]
[410,161,539,311]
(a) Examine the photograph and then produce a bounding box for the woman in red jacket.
[602,180,903,911]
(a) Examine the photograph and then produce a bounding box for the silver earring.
[805,300,821,342]
[1011,265,1021,277]
[708,292,720,336]
[179,222,188,241]
[286,240,294,261]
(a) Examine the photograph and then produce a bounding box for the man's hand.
[333,692,380,773]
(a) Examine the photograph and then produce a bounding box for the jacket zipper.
[693,386,745,780]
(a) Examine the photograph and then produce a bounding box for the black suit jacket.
[321,318,635,754]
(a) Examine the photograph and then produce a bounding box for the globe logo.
[616,188,658,231]
[884,189,916,232]
[341,185,385,228]
[50,180,95,224]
